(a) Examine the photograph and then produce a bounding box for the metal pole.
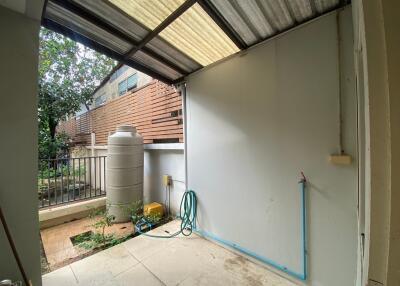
[98,157,101,194]
[41,168,44,208]
[78,158,81,199]
[54,159,57,205]
[60,159,64,203]
[84,157,87,198]
[73,159,76,201]
[89,157,92,198]
[67,158,70,201]
[47,161,51,206]
[103,156,106,194]
[94,157,97,196]
[180,83,189,190]
[336,12,344,154]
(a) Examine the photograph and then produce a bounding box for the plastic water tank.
[106,125,143,222]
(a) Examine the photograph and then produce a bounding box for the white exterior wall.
[85,147,184,215]
[0,5,42,285]
[144,149,185,215]
[186,8,357,286]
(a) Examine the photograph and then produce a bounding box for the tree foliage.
[38,28,116,158]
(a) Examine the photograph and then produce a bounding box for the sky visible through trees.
[38,27,117,159]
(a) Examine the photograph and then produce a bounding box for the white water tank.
[106,125,143,222]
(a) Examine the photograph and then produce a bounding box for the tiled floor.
[42,220,298,286]
[41,216,134,268]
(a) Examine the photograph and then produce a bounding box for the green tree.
[38,28,116,159]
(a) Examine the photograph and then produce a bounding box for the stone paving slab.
[43,220,298,286]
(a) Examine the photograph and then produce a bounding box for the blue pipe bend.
[195,179,307,281]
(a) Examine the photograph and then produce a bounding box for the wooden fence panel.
[57,80,183,145]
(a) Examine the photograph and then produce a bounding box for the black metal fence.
[38,156,106,209]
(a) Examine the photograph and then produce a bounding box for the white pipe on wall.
[178,83,188,190]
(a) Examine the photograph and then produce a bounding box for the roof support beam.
[49,0,188,76]
[197,0,247,50]
[123,0,198,60]
[42,18,174,85]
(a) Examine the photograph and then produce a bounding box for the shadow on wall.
[144,149,185,215]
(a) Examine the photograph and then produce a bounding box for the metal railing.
[38,156,107,209]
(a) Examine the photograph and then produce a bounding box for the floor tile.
[141,239,215,286]
[103,264,164,286]
[42,266,78,286]
[123,234,175,262]
[42,220,298,286]
[218,255,297,286]
[70,244,139,285]
[178,269,243,286]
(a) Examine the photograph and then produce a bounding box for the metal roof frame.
[121,0,198,60]
[42,0,351,86]
[197,0,247,50]
[49,0,189,76]
[42,18,175,84]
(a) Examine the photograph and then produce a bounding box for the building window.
[118,79,128,96]
[118,73,138,96]
[127,74,138,91]
[94,94,106,107]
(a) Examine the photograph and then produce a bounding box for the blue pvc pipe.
[300,178,307,280]
[195,179,307,281]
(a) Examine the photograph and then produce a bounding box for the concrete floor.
[42,220,297,286]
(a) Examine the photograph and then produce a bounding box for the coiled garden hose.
[135,190,197,238]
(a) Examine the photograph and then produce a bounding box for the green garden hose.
[135,190,197,238]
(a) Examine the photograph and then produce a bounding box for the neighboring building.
[58,65,183,145]
[91,64,152,109]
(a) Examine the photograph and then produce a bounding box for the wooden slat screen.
[57,80,183,145]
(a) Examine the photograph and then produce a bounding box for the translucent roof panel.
[108,0,185,30]
[159,3,239,66]
[44,0,346,84]
[108,0,239,66]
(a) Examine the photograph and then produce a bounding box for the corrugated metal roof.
[131,50,183,80]
[42,0,348,85]
[46,1,132,54]
[108,0,184,30]
[74,0,148,41]
[287,0,314,22]
[108,0,238,65]
[145,38,202,72]
[159,3,239,66]
[315,0,340,13]
[74,0,201,75]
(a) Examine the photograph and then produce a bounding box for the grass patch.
[70,231,93,246]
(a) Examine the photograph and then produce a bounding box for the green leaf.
[38,27,117,159]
